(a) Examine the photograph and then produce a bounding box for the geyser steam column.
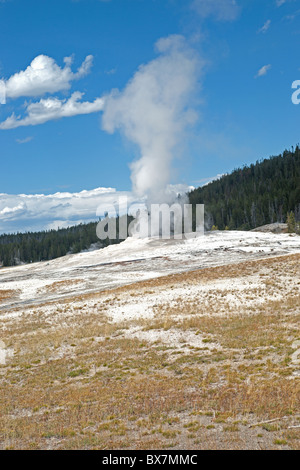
[101,35,203,224]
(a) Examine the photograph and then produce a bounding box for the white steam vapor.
[101,35,202,205]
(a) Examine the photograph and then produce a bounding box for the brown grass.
[0,253,299,450]
[38,279,84,294]
[0,290,16,302]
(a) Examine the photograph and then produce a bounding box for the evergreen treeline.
[1,147,299,267]
[0,218,130,267]
[189,147,300,231]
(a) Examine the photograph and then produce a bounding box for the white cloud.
[16,136,33,144]
[0,187,129,233]
[191,0,240,21]
[195,174,225,186]
[0,184,192,234]
[0,91,105,129]
[255,64,272,78]
[0,79,5,104]
[3,54,93,99]
[0,202,27,218]
[0,53,102,128]
[258,19,271,34]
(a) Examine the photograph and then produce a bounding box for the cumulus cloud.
[3,54,93,99]
[0,53,103,128]
[0,187,127,233]
[191,0,240,21]
[0,184,192,234]
[0,92,105,129]
[0,202,27,219]
[255,64,272,78]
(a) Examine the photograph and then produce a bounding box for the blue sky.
[0,0,300,233]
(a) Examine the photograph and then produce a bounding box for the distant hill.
[189,147,300,231]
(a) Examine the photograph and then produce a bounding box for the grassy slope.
[0,254,300,450]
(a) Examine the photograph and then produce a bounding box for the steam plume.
[102,35,202,205]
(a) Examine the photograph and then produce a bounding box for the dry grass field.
[0,252,300,450]
[0,290,17,303]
